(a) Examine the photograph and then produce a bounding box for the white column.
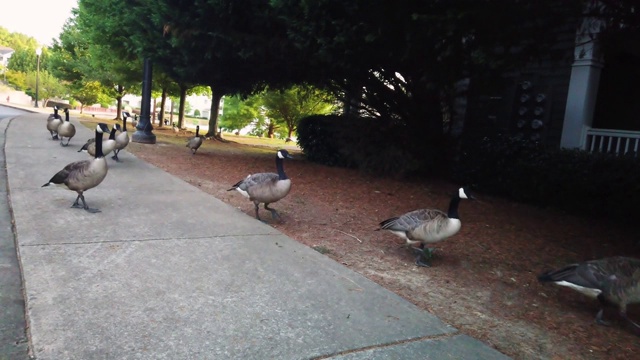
[560,17,604,149]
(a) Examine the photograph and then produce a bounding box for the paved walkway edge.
[0,116,29,360]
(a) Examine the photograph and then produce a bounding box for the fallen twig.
[335,229,362,243]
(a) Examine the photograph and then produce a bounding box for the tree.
[260,85,336,139]
[270,0,585,171]
[72,80,102,113]
[24,70,68,106]
[219,95,263,132]
[73,1,142,120]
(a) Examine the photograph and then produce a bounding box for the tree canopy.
[51,0,640,172]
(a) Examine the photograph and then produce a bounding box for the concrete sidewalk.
[3,113,510,359]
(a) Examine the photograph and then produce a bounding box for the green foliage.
[193,109,201,117]
[453,134,640,225]
[297,114,421,176]
[260,85,337,138]
[219,95,263,131]
[7,47,49,73]
[24,70,68,103]
[72,80,103,108]
[5,70,27,90]
[0,26,40,50]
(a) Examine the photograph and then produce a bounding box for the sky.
[0,0,78,46]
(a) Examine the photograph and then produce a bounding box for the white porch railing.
[585,128,640,157]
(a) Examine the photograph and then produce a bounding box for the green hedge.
[297,115,422,176]
[453,134,640,224]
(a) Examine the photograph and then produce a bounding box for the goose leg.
[71,193,99,213]
[111,150,120,161]
[78,194,100,213]
[64,137,73,147]
[595,308,610,326]
[59,138,65,146]
[253,202,262,220]
[595,295,611,326]
[413,243,434,267]
[264,203,281,221]
[71,193,83,209]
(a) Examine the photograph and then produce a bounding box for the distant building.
[0,46,14,73]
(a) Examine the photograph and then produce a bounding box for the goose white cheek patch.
[459,188,468,199]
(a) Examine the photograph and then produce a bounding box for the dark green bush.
[453,133,640,224]
[297,115,422,176]
[297,115,350,167]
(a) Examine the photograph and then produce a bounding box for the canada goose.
[186,125,203,154]
[57,108,76,146]
[78,126,117,157]
[377,187,474,267]
[42,123,111,213]
[46,106,63,140]
[538,256,640,334]
[112,119,130,162]
[227,149,293,221]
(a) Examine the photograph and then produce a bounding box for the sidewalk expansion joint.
[311,332,460,360]
[19,233,281,247]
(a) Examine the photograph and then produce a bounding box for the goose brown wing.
[379,209,447,231]
[539,257,640,290]
[48,160,90,185]
[242,173,278,189]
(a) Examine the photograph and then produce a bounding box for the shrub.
[297,115,423,176]
[453,133,640,225]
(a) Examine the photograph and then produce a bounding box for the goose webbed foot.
[595,308,610,326]
[111,154,121,162]
[71,194,100,213]
[412,246,434,267]
[264,203,282,222]
[52,134,59,140]
[63,138,72,146]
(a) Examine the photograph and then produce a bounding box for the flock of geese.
[36,107,640,335]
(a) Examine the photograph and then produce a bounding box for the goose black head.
[97,123,110,133]
[277,149,293,160]
[115,124,122,131]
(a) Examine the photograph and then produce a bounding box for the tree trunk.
[152,97,157,124]
[170,99,174,124]
[178,85,187,129]
[287,127,293,140]
[80,104,84,114]
[158,88,167,128]
[205,86,225,139]
[267,121,275,138]
[115,84,124,120]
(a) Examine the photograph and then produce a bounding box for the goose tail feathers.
[537,264,579,283]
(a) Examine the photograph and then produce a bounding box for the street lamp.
[35,47,42,108]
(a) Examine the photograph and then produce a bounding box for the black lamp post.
[35,47,41,108]
[132,58,156,144]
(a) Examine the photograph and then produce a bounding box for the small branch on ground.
[335,229,362,243]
